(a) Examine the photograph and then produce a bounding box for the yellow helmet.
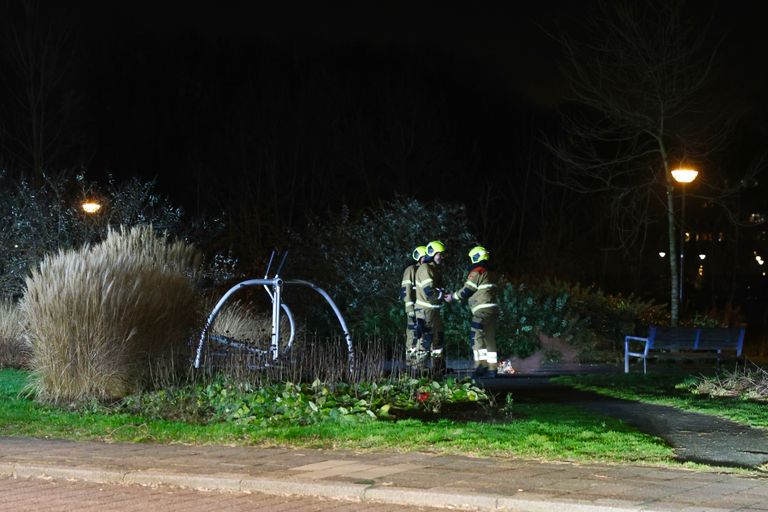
[412,245,428,261]
[426,240,446,256]
[468,246,490,263]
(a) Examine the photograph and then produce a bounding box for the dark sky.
[3,1,768,213]
[74,1,576,108]
[69,1,768,108]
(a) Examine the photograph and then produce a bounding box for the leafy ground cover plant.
[117,376,489,426]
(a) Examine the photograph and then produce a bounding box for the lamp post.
[671,168,698,305]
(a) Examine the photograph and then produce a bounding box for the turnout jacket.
[400,263,419,315]
[452,262,498,315]
[414,260,444,310]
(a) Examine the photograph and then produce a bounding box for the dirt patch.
[501,334,581,374]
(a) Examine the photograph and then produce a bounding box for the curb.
[0,461,671,512]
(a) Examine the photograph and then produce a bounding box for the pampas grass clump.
[0,299,29,368]
[21,225,202,403]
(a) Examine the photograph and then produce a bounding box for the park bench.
[624,325,746,374]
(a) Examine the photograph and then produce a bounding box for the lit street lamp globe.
[671,168,698,184]
[81,201,102,214]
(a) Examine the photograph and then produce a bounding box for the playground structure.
[193,250,354,369]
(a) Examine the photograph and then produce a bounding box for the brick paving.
[1,436,767,511]
[0,476,436,512]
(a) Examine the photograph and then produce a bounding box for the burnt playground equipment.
[193,249,354,369]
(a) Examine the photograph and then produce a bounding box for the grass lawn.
[552,372,768,429]
[0,368,677,465]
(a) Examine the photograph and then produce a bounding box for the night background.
[1,0,767,353]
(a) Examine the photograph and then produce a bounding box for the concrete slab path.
[1,437,766,511]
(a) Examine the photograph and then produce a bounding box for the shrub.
[442,278,667,361]
[292,197,475,343]
[0,299,29,368]
[21,225,202,403]
[0,173,188,299]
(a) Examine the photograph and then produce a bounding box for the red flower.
[416,391,430,403]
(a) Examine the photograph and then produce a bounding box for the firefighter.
[402,245,427,369]
[414,240,447,375]
[451,246,499,378]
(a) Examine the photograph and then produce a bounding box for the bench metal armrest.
[624,335,650,356]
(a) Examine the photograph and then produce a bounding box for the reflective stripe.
[401,280,413,286]
[404,301,415,307]
[487,351,498,364]
[473,350,481,362]
[464,281,478,289]
[431,348,443,356]
[471,303,498,314]
[478,349,488,361]
[478,284,495,289]
[416,300,442,309]
[416,278,433,287]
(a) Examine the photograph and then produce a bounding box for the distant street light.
[698,254,706,260]
[658,251,666,258]
[81,201,102,214]
[672,167,699,304]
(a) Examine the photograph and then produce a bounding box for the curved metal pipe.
[281,303,296,350]
[195,278,352,369]
[284,279,354,362]
[194,278,273,368]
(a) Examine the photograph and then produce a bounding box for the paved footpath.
[1,437,767,512]
[0,476,436,511]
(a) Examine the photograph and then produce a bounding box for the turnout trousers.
[471,308,498,371]
[412,308,444,374]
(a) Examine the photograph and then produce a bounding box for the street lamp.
[81,201,102,214]
[671,168,699,304]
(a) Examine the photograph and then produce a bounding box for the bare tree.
[0,0,81,182]
[546,0,754,325]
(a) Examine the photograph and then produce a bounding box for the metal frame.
[193,250,353,369]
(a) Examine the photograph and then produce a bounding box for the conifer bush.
[21,226,202,403]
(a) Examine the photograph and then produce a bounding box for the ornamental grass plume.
[21,225,202,403]
[0,299,29,368]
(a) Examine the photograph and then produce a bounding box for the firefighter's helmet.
[468,246,490,263]
[412,245,428,261]
[426,240,446,256]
